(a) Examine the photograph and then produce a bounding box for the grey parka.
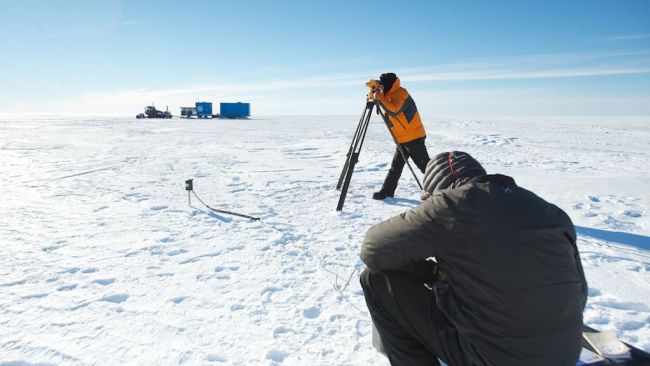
[361,174,587,366]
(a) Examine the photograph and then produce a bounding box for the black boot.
[373,147,405,200]
[372,190,394,200]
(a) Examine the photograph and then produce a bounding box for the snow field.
[0,113,649,365]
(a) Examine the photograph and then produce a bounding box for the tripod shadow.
[208,212,232,223]
[575,226,650,251]
[384,197,421,208]
[190,205,232,223]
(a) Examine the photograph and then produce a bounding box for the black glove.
[400,259,442,288]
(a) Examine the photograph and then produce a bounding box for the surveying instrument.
[335,80,423,211]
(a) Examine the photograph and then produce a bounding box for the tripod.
[336,99,423,211]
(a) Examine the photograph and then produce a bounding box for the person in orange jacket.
[373,72,430,200]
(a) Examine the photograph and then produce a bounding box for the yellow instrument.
[366,79,381,100]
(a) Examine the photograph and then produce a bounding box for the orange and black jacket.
[376,77,426,144]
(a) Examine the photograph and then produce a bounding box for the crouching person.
[359,151,587,366]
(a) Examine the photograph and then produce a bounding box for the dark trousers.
[360,268,468,366]
[380,137,430,195]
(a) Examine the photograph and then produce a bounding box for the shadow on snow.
[576,226,650,251]
[383,197,421,208]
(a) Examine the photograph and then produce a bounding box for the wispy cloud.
[23,49,650,114]
[38,74,366,114]
[37,19,143,40]
[602,34,650,42]
[400,50,650,81]
[402,66,650,82]
[415,88,650,116]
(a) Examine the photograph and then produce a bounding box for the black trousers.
[380,137,430,195]
[360,268,469,366]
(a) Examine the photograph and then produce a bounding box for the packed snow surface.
[1,113,649,365]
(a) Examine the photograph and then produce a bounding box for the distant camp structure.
[220,102,250,119]
[136,105,172,119]
[180,106,196,118]
[180,102,215,119]
[196,102,213,119]
[137,102,250,119]
[180,102,250,119]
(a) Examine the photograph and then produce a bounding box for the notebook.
[583,330,631,360]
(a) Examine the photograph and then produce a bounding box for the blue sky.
[1,0,649,115]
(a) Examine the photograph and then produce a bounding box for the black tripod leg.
[337,103,372,190]
[337,151,359,211]
[336,102,374,211]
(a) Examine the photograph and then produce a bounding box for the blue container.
[195,102,213,118]
[220,102,250,118]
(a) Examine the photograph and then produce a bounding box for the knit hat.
[421,151,486,199]
[380,73,397,93]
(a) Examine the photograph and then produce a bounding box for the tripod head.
[366,79,381,100]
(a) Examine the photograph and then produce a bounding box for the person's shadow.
[575,226,650,251]
[383,197,421,208]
